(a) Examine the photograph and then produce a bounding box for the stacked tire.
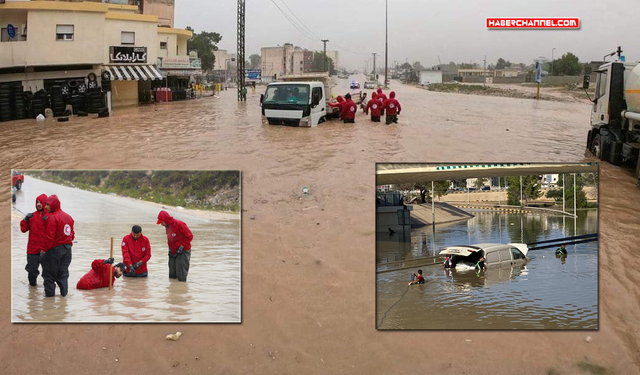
[50,85,66,117]
[86,88,104,114]
[30,89,49,119]
[13,85,26,120]
[0,85,11,122]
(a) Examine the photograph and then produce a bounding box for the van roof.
[439,243,529,256]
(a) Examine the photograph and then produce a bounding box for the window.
[160,41,167,50]
[499,249,512,262]
[312,87,323,104]
[121,31,135,45]
[486,251,500,264]
[595,71,608,100]
[56,25,74,41]
[511,248,526,260]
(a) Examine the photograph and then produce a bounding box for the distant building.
[324,50,340,70]
[212,49,237,82]
[140,0,175,27]
[418,70,443,85]
[542,174,560,187]
[261,44,315,82]
[493,69,520,77]
[458,69,490,77]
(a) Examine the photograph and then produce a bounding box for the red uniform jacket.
[121,234,152,274]
[376,89,388,102]
[383,92,402,116]
[366,98,383,117]
[329,96,345,118]
[76,259,115,290]
[341,99,357,120]
[20,194,48,255]
[42,195,75,251]
[158,211,193,254]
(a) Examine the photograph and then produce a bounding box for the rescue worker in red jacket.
[376,88,388,115]
[383,91,402,125]
[341,93,357,123]
[20,194,48,286]
[365,92,383,122]
[121,225,152,278]
[76,258,125,290]
[41,195,75,297]
[328,95,345,119]
[157,210,193,282]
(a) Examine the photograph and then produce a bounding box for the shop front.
[103,46,164,107]
[156,56,203,100]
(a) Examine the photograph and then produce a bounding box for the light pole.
[225,57,235,84]
[372,52,377,79]
[321,39,329,73]
[551,47,556,76]
[384,0,388,88]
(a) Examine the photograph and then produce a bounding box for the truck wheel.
[16,180,22,190]
[591,134,602,160]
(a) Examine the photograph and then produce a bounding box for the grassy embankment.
[28,170,240,213]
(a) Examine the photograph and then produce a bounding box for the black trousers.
[169,251,191,282]
[25,253,43,286]
[42,244,72,297]
[386,115,398,125]
[343,119,355,124]
[124,271,148,278]
[371,115,381,122]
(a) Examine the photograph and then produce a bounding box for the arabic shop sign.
[162,56,191,69]
[109,46,147,63]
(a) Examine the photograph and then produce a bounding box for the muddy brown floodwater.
[1,76,639,374]
[11,176,241,322]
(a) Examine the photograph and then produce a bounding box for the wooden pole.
[109,237,114,290]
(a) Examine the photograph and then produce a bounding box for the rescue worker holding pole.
[157,210,193,282]
[76,258,126,290]
[41,195,75,297]
[121,225,152,277]
[20,194,48,286]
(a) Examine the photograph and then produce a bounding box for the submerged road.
[11,176,241,322]
[1,77,639,373]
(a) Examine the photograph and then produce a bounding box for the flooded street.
[11,176,240,322]
[1,77,639,373]
[377,211,598,329]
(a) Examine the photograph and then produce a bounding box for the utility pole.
[237,0,246,101]
[483,54,486,87]
[384,0,388,88]
[321,39,329,73]
[372,53,377,78]
[551,47,556,76]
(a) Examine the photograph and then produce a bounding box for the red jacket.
[76,259,116,290]
[366,98,383,117]
[376,89,388,102]
[329,96,345,118]
[158,210,193,254]
[341,99,357,120]
[121,233,152,274]
[42,195,75,251]
[20,194,48,255]
[383,92,402,116]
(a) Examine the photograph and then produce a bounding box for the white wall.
[419,70,443,85]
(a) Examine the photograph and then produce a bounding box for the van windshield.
[264,84,310,105]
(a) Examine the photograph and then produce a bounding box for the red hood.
[36,194,48,211]
[336,96,344,103]
[377,88,383,95]
[46,195,61,213]
[371,93,377,99]
[390,91,396,99]
[157,210,175,225]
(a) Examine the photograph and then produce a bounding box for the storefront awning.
[103,65,164,81]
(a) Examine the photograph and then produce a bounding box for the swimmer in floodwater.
[555,244,568,256]
[443,255,454,268]
[475,256,487,272]
[409,269,425,285]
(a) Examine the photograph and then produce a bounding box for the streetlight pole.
[384,0,388,88]
[372,53,377,80]
[551,47,556,76]
[321,39,329,73]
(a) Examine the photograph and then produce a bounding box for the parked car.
[350,80,360,89]
[439,243,530,269]
[12,170,24,190]
[364,81,376,89]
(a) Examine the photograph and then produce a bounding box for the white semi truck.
[260,73,360,127]
[585,47,640,184]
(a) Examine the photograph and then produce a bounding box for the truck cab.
[260,81,326,127]
[586,59,640,181]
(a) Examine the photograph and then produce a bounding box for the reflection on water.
[12,177,241,322]
[376,211,598,329]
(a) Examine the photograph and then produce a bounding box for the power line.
[268,0,318,43]
[278,0,321,39]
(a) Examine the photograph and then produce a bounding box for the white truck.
[260,73,360,127]
[584,47,640,184]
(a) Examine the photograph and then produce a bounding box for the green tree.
[187,30,222,72]
[496,58,511,70]
[551,52,582,76]
[558,174,588,209]
[311,52,335,74]
[474,178,487,189]
[400,62,413,70]
[506,175,541,206]
[412,61,425,71]
[248,54,261,69]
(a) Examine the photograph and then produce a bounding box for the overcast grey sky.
[175,0,639,70]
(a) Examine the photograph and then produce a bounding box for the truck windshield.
[264,84,310,105]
